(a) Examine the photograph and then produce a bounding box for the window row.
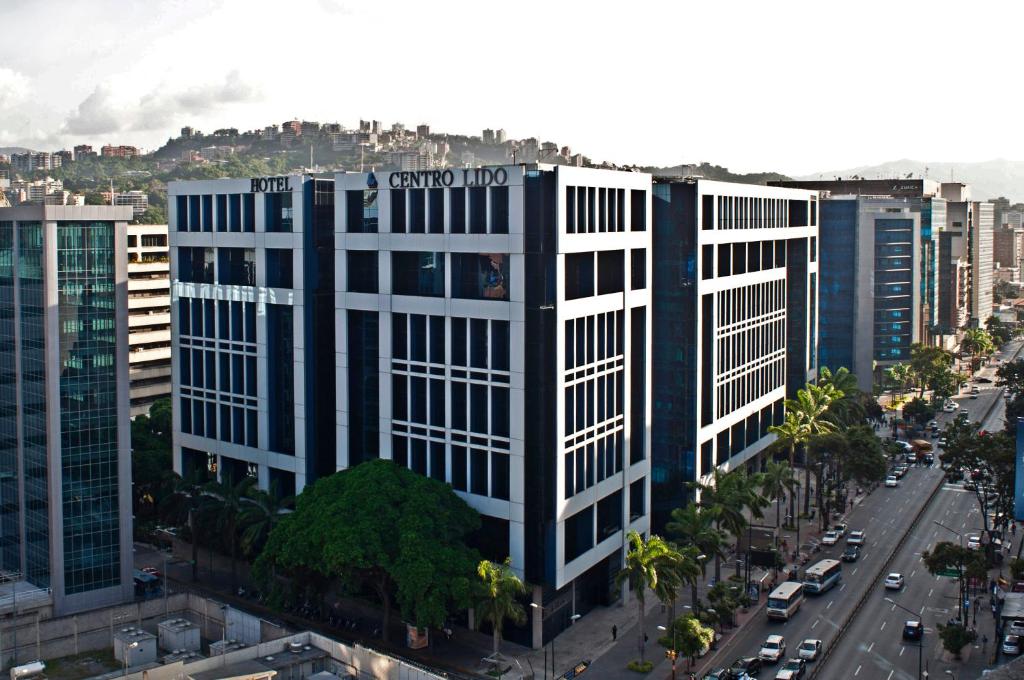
[178,298,257,345]
[382,251,510,300]
[347,186,509,234]
[175,193,256,233]
[565,186,646,233]
[711,239,788,279]
[564,371,624,437]
[565,249,646,299]
[707,195,813,230]
[392,435,510,501]
[716,279,787,328]
[391,315,510,371]
[715,357,785,419]
[392,375,510,437]
[702,401,784,473]
[177,247,256,286]
[717,319,786,376]
[565,311,626,370]
[564,430,623,499]
[179,348,257,397]
[179,396,258,448]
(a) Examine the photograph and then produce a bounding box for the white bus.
[803,559,843,594]
[767,581,805,620]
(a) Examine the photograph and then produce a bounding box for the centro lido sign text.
[389,168,508,189]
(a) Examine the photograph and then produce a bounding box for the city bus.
[767,581,805,620]
[803,559,843,594]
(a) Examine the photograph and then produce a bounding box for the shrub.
[627,660,654,673]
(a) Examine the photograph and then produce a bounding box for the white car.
[1008,621,1024,637]
[759,635,786,663]
[885,573,905,590]
[967,535,982,550]
[774,658,806,679]
[943,401,957,412]
[797,639,822,661]
[821,531,839,546]
[885,476,899,488]
[847,530,866,545]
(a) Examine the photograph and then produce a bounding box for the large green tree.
[923,541,987,623]
[841,425,889,487]
[665,504,726,607]
[254,460,481,641]
[961,328,995,374]
[909,343,954,398]
[658,613,715,670]
[475,558,527,656]
[615,531,682,663]
[239,483,293,559]
[201,476,258,592]
[131,397,173,522]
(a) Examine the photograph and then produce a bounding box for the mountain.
[796,158,1024,202]
[0,147,30,156]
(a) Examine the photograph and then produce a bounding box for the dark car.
[703,670,731,680]
[841,545,860,562]
[903,620,922,641]
[978,377,993,383]
[731,657,763,676]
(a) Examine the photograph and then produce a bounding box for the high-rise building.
[651,180,819,526]
[994,224,1024,282]
[941,183,994,327]
[0,204,135,614]
[482,129,495,144]
[10,152,58,174]
[416,124,430,138]
[495,129,507,144]
[113,190,149,217]
[127,224,171,416]
[101,145,139,159]
[73,145,96,159]
[171,165,652,647]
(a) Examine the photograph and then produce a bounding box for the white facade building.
[127,224,171,416]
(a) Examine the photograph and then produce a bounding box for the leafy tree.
[961,328,995,374]
[940,423,1015,547]
[658,613,715,670]
[886,363,913,400]
[786,383,839,514]
[937,623,976,659]
[131,397,173,522]
[760,461,798,534]
[615,530,682,663]
[909,344,954,398]
[902,397,935,427]
[807,433,849,529]
[986,316,1014,345]
[255,460,481,641]
[923,542,987,623]
[997,357,1024,395]
[134,206,167,225]
[475,558,527,656]
[842,425,888,486]
[706,581,746,627]
[201,476,258,591]
[819,366,864,426]
[161,469,212,581]
[768,412,807,525]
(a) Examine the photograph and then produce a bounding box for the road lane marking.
[881,621,886,631]
[888,670,894,680]
[911,570,916,578]
[840,583,847,591]
[852,568,858,575]
[855,665,862,676]
[867,642,874,652]
[900,646,905,656]
[929,588,934,598]
[827,600,833,609]
[812,619,818,629]
[891,603,896,611]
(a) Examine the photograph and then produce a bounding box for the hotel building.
[651,179,819,528]
[0,204,135,615]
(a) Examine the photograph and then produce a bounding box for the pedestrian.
[1013,523,1018,537]
[991,578,997,595]
[612,624,617,642]
[983,634,989,652]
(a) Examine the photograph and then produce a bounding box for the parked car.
[970,386,981,395]
[967,535,982,550]
[774,658,806,680]
[847,531,865,545]
[884,573,905,590]
[797,639,822,661]
[923,453,934,465]
[885,476,899,488]
[759,635,786,663]
[831,523,848,538]
[1008,620,1024,637]
[978,377,993,383]
[903,620,922,641]
[960,409,970,418]
[841,546,860,562]
[1003,634,1021,656]
[821,531,839,546]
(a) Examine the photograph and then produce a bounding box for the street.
[816,345,1017,680]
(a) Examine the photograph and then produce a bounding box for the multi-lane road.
[699,340,1020,679]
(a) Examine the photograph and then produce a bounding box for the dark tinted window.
[391,251,444,296]
[347,251,378,293]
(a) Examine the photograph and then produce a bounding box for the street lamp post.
[657,624,678,680]
[529,604,578,679]
[886,597,923,680]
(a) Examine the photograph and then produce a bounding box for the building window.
[631,249,646,290]
[565,252,594,299]
[266,249,293,288]
[347,251,378,293]
[391,251,444,297]
[564,505,594,563]
[491,452,510,500]
[409,189,426,233]
[346,190,378,233]
[597,491,623,540]
[451,445,467,491]
[450,188,466,233]
[491,186,509,234]
[176,195,188,231]
[451,253,509,300]
[630,190,646,231]
[179,247,214,284]
[218,248,255,286]
[597,250,624,295]
[629,479,645,521]
[265,192,293,232]
[469,187,487,234]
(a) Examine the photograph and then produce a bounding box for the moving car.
[903,620,922,640]
[978,376,993,383]
[923,453,934,465]
[841,546,860,562]
[821,531,839,546]
[884,573,905,590]
[1003,634,1021,656]
[774,658,807,680]
[959,409,970,418]
[885,476,899,488]
[832,523,848,537]
[702,670,732,680]
[938,437,948,448]
[943,401,957,412]
[797,639,821,661]
[759,635,786,663]
[967,535,982,550]
[970,385,981,395]
[847,531,865,546]
[731,657,763,676]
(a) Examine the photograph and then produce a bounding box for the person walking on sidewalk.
[612,624,617,642]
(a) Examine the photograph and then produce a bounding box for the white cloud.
[61,84,121,136]
[0,67,30,109]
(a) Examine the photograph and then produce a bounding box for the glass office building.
[0,205,134,615]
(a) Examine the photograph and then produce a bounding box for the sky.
[1,0,1020,176]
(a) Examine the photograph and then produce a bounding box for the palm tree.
[475,558,527,656]
[786,384,838,515]
[201,475,258,592]
[239,483,294,559]
[666,544,704,622]
[688,469,745,582]
[819,366,864,427]
[961,328,995,374]
[160,470,210,582]
[760,461,798,535]
[886,363,912,401]
[769,412,807,527]
[615,530,682,663]
[666,504,726,608]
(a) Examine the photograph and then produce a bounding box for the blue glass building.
[0,205,134,616]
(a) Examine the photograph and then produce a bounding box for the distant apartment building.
[127,224,172,416]
[651,179,819,527]
[1003,210,1024,229]
[941,183,994,328]
[113,190,149,217]
[0,204,135,614]
[994,224,1024,282]
[495,129,507,144]
[483,129,495,144]
[386,151,432,171]
[416,124,430,138]
[54,150,73,167]
[101,145,140,159]
[11,151,59,173]
[180,127,197,139]
[73,144,96,159]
